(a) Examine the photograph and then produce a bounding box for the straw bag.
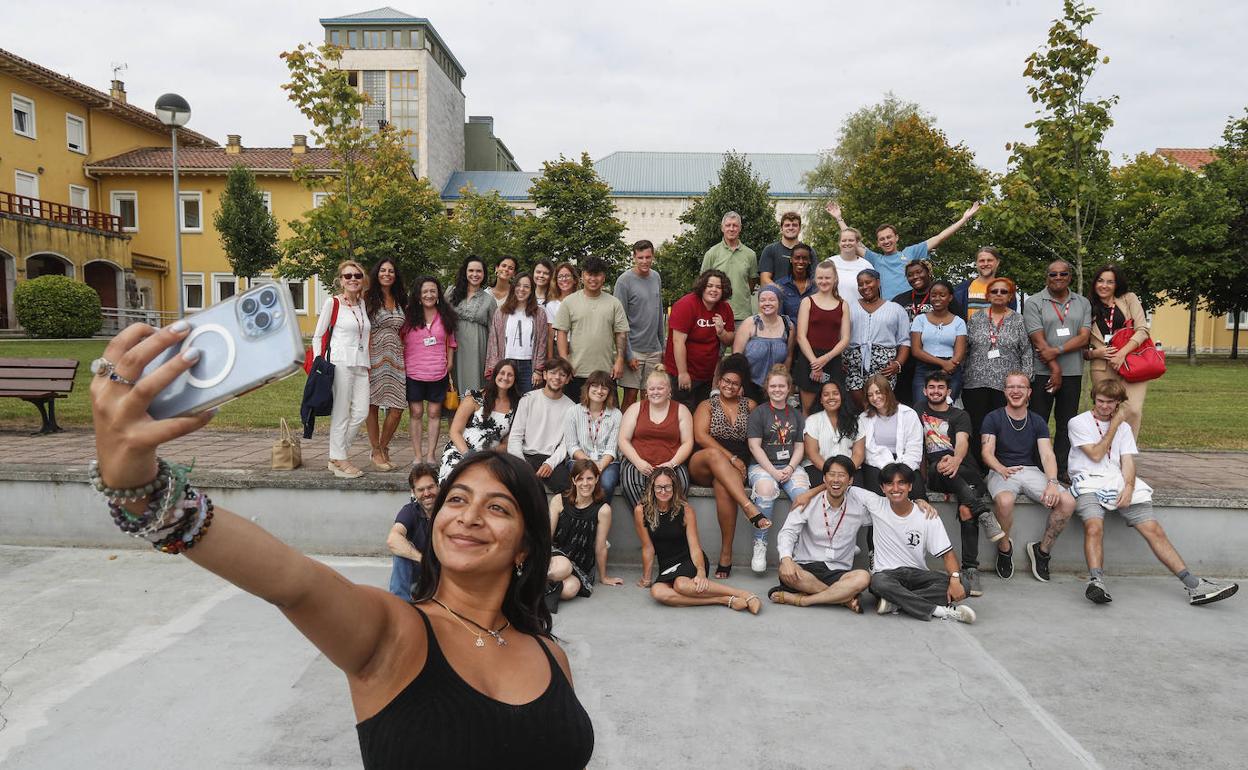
[272,418,303,470]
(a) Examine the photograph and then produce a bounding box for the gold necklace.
[432,597,510,648]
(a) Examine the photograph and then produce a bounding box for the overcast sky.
[8,1,1247,175]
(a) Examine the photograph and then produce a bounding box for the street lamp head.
[154,93,192,127]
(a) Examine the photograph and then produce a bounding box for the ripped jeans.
[746,464,810,542]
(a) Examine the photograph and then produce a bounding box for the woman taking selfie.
[312,260,371,479]
[88,324,594,769]
[365,257,407,472]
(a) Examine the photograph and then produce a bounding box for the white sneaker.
[876,598,896,615]
[750,539,768,574]
[941,604,976,624]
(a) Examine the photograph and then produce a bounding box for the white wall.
[421,50,465,194]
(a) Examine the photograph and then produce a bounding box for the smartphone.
[143,283,305,419]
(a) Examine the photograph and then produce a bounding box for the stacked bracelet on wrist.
[90,458,214,554]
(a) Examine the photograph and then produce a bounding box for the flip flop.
[769,589,806,607]
[715,563,732,579]
[748,513,771,530]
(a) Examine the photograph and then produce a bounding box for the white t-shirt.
[1067,411,1138,478]
[869,499,953,572]
[504,311,536,360]
[803,411,866,466]
[831,255,868,303]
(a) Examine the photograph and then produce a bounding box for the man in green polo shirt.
[701,211,758,321]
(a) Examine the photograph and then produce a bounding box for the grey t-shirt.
[1023,289,1092,376]
[613,269,664,355]
[759,241,816,283]
[747,402,806,467]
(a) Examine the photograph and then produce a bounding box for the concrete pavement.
[0,545,1244,769]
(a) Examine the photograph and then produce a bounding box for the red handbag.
[1109,323,1165,383]
[303,298,339,375]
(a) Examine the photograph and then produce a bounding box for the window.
[12,94,35,138]
[261,191,272,213]
[330,29,342,46]
[362,71,386,128]
[111,191,138,231]
[183,273,205,312]
[69,185,89,220]
[212,273,238,304]
[390,71,419,162]
[179,192,202,232]
[312,191,330,208]
[14,171,40,216]
[1226,311,1248,330]
[400,30,411,47]
[347,30,358,48]
[363,30,384,48]
[256,273,309,315]
[65,113,86,153]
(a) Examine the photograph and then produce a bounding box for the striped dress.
[369,304,407,410]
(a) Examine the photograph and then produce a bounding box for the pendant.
[475,637,485,648]
[493,633,507,647]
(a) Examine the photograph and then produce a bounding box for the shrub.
[14,276,103,338]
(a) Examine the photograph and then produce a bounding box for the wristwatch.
[950,571,961,579]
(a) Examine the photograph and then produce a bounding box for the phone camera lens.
[259,289,277,307]
[254,311,272,330]
[241,297,258,314]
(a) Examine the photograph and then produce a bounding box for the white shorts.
[987,465,1051,503]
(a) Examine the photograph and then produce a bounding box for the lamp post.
[154,93,191,319]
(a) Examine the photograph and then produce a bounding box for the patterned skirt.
[369,308,407,410]
[843,345,899,391]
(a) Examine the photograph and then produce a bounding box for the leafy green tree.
[450,186,523,267]
[277,43,451,287]
[836,115,990,281]
[803,93,930,256]
[990,0,1117,292]
[213,164,279,280]
[524,152,628,273]
[660,152,781,306]
[1112,152,1234,364]
[1203,109,1248,358]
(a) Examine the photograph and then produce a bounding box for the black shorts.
[654,551,709,584]
[406,376,449,404]
[797,561,851,587]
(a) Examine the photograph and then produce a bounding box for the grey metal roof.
[320,7,426,23]
[441,152,820,201]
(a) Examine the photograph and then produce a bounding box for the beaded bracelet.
[89,458,172,503]
[95,457,210,553]
[154,491,215,555]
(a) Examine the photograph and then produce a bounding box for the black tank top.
[647,505,692,569]
[553,499,600,577]
[356,606,594,769]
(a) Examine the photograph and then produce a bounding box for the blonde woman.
[312,260,372,479]
[617,367,694,509]
[795,260,852,413]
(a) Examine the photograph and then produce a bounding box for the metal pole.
[171,126,185,319]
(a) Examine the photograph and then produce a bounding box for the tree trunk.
[1234,309,1242,360]
[1187,302,1198,366]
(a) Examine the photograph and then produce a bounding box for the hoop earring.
[514,562,525,577]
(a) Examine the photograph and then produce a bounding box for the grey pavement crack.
[0,610,77,734]
[925,638,1036,770]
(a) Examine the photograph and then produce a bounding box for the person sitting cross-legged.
[868,463,977,624]
[546,459,623,611]
[771,455,941,612]
[1069,380,1239,606]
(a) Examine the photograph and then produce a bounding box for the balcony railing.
[99,307,180,336]
[0,191,122,234]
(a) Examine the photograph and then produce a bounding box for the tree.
[1112,153,1234,364]
[803,93,930,257]
[524,152,628,274]
[214,164,279,280]
[990,0,1117,293]
[449,186,523,266]
[837,115,991,281]
[660,151,781,306]
[1203,109,1248,358]
[277,43,451,287]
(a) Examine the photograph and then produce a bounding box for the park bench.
[0,357,79,434]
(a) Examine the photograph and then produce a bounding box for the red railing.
[0,190,122,234]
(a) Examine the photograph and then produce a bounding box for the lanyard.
[822,496,849,545]
[768,402,792,444]
[586,409,604,450]
[988,309,1007,348]
[1049,297,1071,325]
[1094,417,1113,462]
[1102,305,1120,338]
[345,299,366,350]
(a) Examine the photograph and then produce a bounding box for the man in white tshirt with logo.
[1069,379,1238,606]
[868,462,977,623]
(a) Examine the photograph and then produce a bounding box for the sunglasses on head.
[1048,271,1071,278]
[342,272,364,280]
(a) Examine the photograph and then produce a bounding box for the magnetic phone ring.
[183,324,236,388]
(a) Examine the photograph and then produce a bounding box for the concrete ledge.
[3,464,1247,575]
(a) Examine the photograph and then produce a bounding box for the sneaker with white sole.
[995,539,1014,580]
[963,567,984,597]
[876,598,897,615]
[1025,541,1051,582]
[750,539,768,574]
[1086,578,1112,604]
[1188,578,1239,606]
[941,604,976,624]
[978,508,1005,543]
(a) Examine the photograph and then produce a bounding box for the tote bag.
[271,418,303,470]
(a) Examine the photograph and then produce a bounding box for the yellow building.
[1148,148,1248,353]
[1,46,217,330]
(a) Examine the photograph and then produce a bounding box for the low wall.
[2,465,1246,576]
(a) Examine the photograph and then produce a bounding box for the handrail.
[0,191,122,234]
[98,307,179,336]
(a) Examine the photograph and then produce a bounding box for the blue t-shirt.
[866,242,929,300]
[910,314,967,358]
[980,408,1049,468]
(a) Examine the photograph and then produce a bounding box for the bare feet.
[844,595,863,614]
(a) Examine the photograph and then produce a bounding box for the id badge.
[987,349,1001,360]
[423,336,437,347]
[1056,328,1071,338]
[775,449,791,462]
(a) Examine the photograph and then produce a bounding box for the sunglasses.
[988,288,1012,295]
[1048,271,1071,278]
[341,272,364,280]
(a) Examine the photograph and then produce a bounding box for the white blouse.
[312,296,371,368]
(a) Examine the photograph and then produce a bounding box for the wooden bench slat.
[0,358,79,368]
[0,367,81,379]
[0,379,76,392]
[0,391,66,399]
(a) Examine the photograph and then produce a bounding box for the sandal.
[715,563,733,579]
[370,450,395,472]
[768,589,805,607]
[748,512,771,530]
[745,595,762,615]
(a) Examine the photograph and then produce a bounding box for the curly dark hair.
[365,257,407,318]
[405,276,458,334]
[693,268,733,302]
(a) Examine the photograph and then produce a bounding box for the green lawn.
[1,339,1244,449]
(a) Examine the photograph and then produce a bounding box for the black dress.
[552,499,601,597]
[356,606,594,769]
[647,505,707,584]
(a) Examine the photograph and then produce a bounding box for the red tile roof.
[0,47,216,147]
[85,147,336,175]
[1155,148,1216,171]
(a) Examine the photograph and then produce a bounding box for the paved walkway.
[3,426,1247,498]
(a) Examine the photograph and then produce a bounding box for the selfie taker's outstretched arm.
[91,322,393,678]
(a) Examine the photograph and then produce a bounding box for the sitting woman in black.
[547,458,623,606]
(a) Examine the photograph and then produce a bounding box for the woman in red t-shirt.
[663,269,736,413]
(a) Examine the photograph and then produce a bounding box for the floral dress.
[438,389,515,481]
[368,304,407,410]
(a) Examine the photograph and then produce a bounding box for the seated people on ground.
[632,468,761,613]
[439,360,519,482]
[617,367,694,509]
[564,370,622,502]
[1068,380,1238,606]
[507,357,576,495]
[916,371,1003,598]
[745,365,810,574]
[688,354,759,579]
[546,459,623,610]
[386,463,440,601]
[979,371,1077,583]
[868,463,976,624]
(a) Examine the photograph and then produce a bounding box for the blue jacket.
[300,356,335,439]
